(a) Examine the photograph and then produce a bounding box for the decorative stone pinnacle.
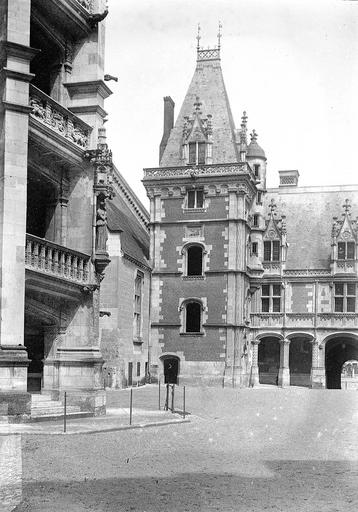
[194,96,202,113]
[196,23,201,51]
[217,21,222,49]
[343,198,351,214]
[269,198,277,213]
[250,129,258,142]
[241,111,248,128]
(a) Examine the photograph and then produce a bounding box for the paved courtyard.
[2,386,358,511]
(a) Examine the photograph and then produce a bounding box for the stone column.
[310,339,325,388]
[250,339,260,387]
[0,0,35,410]
[278,339,290,387]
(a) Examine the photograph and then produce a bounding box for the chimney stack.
[159,96,175,163]
[279,170,299,187]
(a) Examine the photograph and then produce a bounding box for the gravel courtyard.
[7,386,358,511]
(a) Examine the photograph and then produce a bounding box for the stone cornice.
[143,162,255,181]
[0,68,35,82]
[2,101,32,114]
[69,104,108,118]
[0,41,39,61]
[64,80,113,99]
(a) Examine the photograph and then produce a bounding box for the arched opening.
[25,315,44,392]
[289,337,312,387]
[162,356,180,384]
[341,360,358,390]
[258,337,280,385]
[185,301,202,333]
[325,336,358,389]
[187,245,203,276]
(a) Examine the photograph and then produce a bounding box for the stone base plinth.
[0,391,31,422]
[311,367,326,389]
[0,345,29,392]
[249,366,260,387]
[278,368,290,387]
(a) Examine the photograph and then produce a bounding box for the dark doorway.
[186,302,201,333]
[128,362,133,386]
[187,246,203,276]
[258,337,280,385]
[25,328,44,392]
[325,337,358,389]
[163,357,179,384]
[289,337,312,387]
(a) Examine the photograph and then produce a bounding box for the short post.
[129,388,133,425]
[165,383,169,411]
[183,386,186,418]
[171,384,175,413]
[158,381,161,410]
[63,391,67,433]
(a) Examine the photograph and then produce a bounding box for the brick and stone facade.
[143,40,358,390]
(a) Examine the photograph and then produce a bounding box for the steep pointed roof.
[160,45,239,166]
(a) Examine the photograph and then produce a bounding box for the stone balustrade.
[25,234,91,285]
[143,162,254,180]
[29,85,91,149]
[250,313,284,328]
[285,313,315,328]
[75,0,93,11]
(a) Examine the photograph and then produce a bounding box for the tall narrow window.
[253,214,259,227]
[136,362,141,377]
[254,164,260,178]
[334,283,356,312]
[252,242,258,256]
[134,271,144,339]
[338,241,355,260]
[187,189,204,208]
[261,284,281,312]
[256,191,262,205]
[188,142,206,165]
[186,302,202,332]
[264,240,280,262]
[187,245,203,276]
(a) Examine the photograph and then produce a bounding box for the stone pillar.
[310,339,325,388]
[250,339,260,387]
[0,0,35,414]
[278,339,290,387]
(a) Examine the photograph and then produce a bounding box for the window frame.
[261,283,282,313]
[133,271,144,340]
[180,298,205,335]
[334,282,356,313]
[263,240,280,262]
[188,141,206,165]
[186,189,204,209]
[337,241,355,260]
[186,244,204,276]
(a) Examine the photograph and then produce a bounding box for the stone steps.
[30,394,93,422]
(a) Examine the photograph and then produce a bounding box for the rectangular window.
[263,240,280,262]
[188,143,196,164]
[334,282,356,312]
[134,271,144,338]
[187,189,204,209]
[136,362,141,377]
[198,142,206,164]
[253,214,259,227]
[338,241,355,260]
[256,192,262,205]
[254,164,260,178]
[252,242,258,256]
[261,284,281,312]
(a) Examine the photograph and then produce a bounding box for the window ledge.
[180,332,204,336]
[182,208,207,213]
[182,275,205,280]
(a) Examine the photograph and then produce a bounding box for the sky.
[104,0,358,208]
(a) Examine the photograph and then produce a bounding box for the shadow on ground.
[14,460,358,512]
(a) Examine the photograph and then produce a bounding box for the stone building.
[100,167,151,389]
[143,38,358,390]
[0,0,115,419]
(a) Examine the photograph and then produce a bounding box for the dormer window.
[338,241,355,260]
[188,142,206,165]
[187,189,204,209]
[264,240,280,262]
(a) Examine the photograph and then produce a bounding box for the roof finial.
[217,21,222,50]
[343,198,351,215]
[194,95,202,113]
[250,129,258,142]
[269,198,277,215]
[196,23,201,51]
[240,111,248,145]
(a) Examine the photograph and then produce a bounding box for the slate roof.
[160,55,239,166]
[247,139,266,159]
[265,185,358,269]
[107,195,150,268]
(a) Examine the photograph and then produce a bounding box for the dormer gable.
[331,199,358,274]
[181,97,213,165]
[263,199,287,265]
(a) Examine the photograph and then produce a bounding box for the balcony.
[25,234,91,286]
[333,260,356,275]
[143,162,255,182]
[286,313,315,328]
[29,85,92,161]
[262,262,282,276]
[317,313,358,328]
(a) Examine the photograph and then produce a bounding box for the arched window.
[185,301,202,332]
[187,245,203,276]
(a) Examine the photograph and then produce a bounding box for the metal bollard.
[171,384,175,413]
[129,388,133,425]
[158,381,161,410]
[183,386,186,418]
[165,383,169,411]
[63,391,67,433]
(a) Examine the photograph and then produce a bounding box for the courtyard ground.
[2,385,358,511]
